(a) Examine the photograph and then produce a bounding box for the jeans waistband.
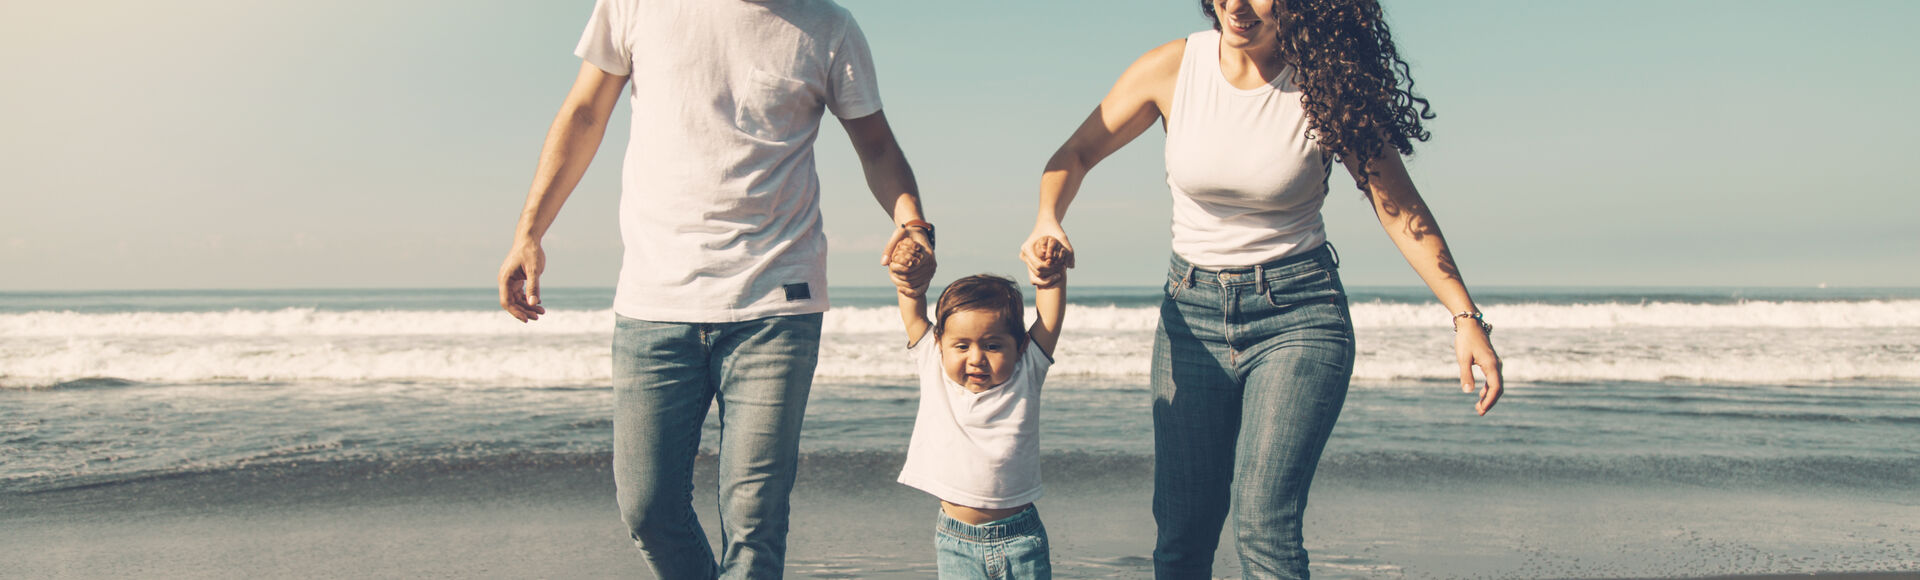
[1169,242,1339,289]
[937,506,1042,542]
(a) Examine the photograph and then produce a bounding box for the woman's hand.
[1028,236,1072,289]
[1454,323,1503,415]
[1019,224,1075,288]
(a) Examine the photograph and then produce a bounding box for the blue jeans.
[936,506,1052,580]
[1151,245,1356,580]
[611,313,823,580]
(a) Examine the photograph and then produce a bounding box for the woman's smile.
[1223,11,1259,35]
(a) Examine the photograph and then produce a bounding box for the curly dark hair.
[1199,0,1435,189]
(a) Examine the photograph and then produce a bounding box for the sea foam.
[6,300,1920,337]
[4,302,1918,387]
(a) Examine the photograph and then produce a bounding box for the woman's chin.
[1221,28,1267,49]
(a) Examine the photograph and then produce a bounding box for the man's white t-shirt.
[896,334,1052,509]
[576,0,883,322]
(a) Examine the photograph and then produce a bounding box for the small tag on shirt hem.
[783,283,811,301]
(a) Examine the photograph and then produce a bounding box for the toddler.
[888,236,1069,579]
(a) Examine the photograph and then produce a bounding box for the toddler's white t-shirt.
[896,334,1052,509]
[575,0,883,323]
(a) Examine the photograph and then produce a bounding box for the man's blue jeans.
[612,313,823,580]
[1151,245,1357,579]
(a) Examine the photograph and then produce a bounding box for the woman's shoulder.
[1115,36,1189,92]
[1148,28,1221,59]
[1135,37,1189,72]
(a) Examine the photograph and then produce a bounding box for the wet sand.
[3,453,1914,579]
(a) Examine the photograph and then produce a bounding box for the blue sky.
[3,0,1916,291]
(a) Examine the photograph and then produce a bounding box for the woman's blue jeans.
[1151,245,1356,579]
[611,313,823,580]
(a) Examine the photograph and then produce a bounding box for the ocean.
[3,286,1918,578]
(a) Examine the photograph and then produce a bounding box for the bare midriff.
[940,500,1031,525]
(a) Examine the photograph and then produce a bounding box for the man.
[496,0,934,577]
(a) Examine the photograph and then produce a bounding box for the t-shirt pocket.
[734,68,814,142]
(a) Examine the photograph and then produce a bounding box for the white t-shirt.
[576,0,884,322]
[1165,29,1333,268]
[896,333,1052,509]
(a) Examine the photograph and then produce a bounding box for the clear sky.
[3,0,1916,291]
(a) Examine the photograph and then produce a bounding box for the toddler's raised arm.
[1027,237,1069,357]
[891,239,933,345]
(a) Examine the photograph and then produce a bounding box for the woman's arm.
[1344,152,1504,415]
[1020,40,1185,286]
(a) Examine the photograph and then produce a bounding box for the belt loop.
[1324,241,1340,268]
[1254,264,1268,295]
[1182,265,1196,288]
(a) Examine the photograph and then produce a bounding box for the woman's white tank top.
[1165,29,1333,268]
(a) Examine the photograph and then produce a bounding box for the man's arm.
[839,111,935,295]
[498,61,629,322]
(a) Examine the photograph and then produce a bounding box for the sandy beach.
[5,450,1915,579]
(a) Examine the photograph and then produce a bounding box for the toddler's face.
[938,309,1021,391]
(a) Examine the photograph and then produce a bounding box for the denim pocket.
[1262,269,1350,327]
[1164,275,1185,302]
[1260,267,1326,297]
[1003,530,1052,577]
[1262,268,1338,308]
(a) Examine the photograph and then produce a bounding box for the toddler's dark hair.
[934,274,1027,347]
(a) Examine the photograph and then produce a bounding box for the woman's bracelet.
[1453,311,1493,335]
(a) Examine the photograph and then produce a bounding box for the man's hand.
[882,228,935,297]
[498,240,547,322]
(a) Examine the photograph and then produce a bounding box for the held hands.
[1019,225,1075,289]
[1027,236,1072,289]
[881,226,936,297]
[498,240,547,323]
[1454,322,1504,415]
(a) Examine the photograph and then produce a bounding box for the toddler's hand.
[889,237,928,271]
[1031,236,1071,288]
[887,238,933,298]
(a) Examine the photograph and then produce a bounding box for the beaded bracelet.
[1453,311,1493,335]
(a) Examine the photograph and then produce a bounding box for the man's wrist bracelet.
[900,219,935,249]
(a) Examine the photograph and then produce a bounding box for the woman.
[1018,0,1503,577]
